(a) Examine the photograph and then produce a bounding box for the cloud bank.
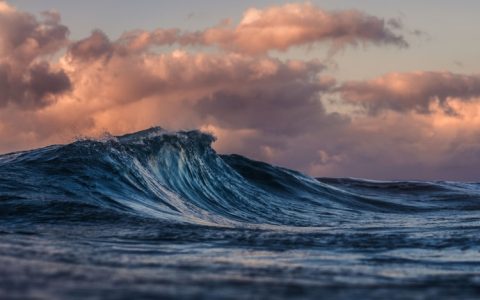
[1,1,480,180]
[111,3,408,55]
[189,3,408,54]
[339,71,480,114]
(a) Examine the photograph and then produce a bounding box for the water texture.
[1,127,479,299]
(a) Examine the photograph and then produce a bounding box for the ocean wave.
[1,127,480,227]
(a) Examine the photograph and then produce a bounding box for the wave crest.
[1,127,480,227]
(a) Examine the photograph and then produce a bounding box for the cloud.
[116,28,182,54]
[65,43,332,109]
[338,71,480,114]
[306,106,480,180]
[68,30,114,62]
[3,1,480,181]
[198,3,408,54]
[195,75,340,136]
[0,61,71,108]
[0,2,71,108]
[0,45,339,153]
[0,4,68,64]
[107,3,408,55]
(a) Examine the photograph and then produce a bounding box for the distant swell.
[1,127,480,227]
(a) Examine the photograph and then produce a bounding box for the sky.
[1,0,480,180]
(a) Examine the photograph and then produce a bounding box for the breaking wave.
[1,127,480,227]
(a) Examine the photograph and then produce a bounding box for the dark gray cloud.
[0,3,71,108]
[0,62,71,108]
[195,79,342,137]
[68,30,114,62]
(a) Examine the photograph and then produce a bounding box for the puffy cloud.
[198,3,408,54]
[307,105,480,180]
[105,3,407,55]
[0,2,70,108]
[338,71,480,114]
[195,76,339,136]
[0,4,68,63]
[2,1,480,181]
[68,30,114,62]
[0,46,339,153]
[0,61,71,108]
[64,43,332,108]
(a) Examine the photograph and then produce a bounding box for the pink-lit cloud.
[338,71,480,114]
[198,3,408,54]
[111,3,408,55]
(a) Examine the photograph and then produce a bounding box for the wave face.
[1,127,480,299]
[2,126,479,226]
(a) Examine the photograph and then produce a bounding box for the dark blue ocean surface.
[1,127,479,299]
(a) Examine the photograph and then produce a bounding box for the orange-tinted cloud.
[199,3,408,54]
[0,44,339,153]
[338,71,480,114]
[112,3,407,55]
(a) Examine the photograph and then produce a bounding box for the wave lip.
[1,127,480,227]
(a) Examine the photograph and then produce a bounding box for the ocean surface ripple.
[1,127,480,299]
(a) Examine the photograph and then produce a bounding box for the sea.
[1,127,479,299]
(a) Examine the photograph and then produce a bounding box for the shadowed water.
[1,127,479,299]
